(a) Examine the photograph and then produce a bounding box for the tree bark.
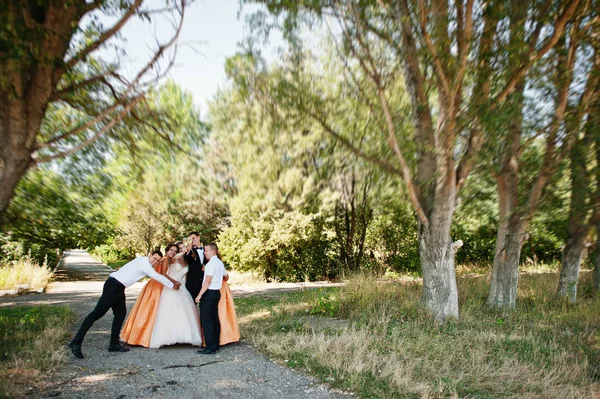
[557,236,587,301]
[419,198,459,321]
[487,212,524,308]
[595,229,600,294]
[556,126,593,302]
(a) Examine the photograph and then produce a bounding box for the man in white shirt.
[195,243,226,354]
[68,250,180,359]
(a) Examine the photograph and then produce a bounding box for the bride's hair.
[165,243,178,256]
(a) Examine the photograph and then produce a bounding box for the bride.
[149,243,202,348]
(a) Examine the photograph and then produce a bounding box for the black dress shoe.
[108,343,130,353]
[196,348,216,355]
[68,342,84,359]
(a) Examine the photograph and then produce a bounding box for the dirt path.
[0,250,350,399]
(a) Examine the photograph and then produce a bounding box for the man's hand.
[173,281,181,290]
[195,295,201,303]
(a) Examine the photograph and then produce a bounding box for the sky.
[104,0,283,116]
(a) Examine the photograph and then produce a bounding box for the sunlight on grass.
[227,269,267,285]
[236,270,600,398]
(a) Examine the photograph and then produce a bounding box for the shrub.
[90,244,132,265]
[0,255,53,291]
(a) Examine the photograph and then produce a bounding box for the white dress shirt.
[110,257,174,289]
[191,246,204,264]
[202,256,227,290]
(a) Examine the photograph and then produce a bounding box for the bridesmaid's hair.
[165,243,178,255]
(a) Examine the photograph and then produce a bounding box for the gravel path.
[0,250,351,399]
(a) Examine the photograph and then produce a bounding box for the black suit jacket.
[184,247,206,300]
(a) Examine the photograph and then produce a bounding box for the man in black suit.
[183,231,206,300]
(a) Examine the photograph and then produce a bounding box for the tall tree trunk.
[487,212,525,308]
[557,234,587,301]
[419,196,459,321]
[487,73,524,308]
[595,229,600,294]
[557,122,593,302]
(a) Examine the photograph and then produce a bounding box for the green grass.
[0,305,75,398]
[235,271,600,398]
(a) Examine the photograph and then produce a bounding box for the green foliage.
[309,290,340,317]
[89,243,132,266]
[1,167,113,266]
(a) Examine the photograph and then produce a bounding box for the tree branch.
[452,0,474,105]
[307,108,402,178]
[492,0,581,108]
[417,0,452,102]
[33,96,144,165]
[65,0,144,70]
[36,98,132,149]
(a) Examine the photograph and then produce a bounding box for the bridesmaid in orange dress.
[218,273,240,346]
[197,251,240,347]
[121,244,179,347]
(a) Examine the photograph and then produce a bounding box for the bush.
[0,255,53,291]
[90,244,132,265]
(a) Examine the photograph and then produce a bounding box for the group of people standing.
[68,232,239,358]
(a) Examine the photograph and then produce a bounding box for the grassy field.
[0,305,75,398]
[235,270,600,398]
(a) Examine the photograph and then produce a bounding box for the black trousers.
[71,277,126,346]
[200,289,221,351]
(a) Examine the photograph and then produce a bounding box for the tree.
[486,5,597,307]
[0,0,187,221]
[246,0,579,321]
[557,53,600,302]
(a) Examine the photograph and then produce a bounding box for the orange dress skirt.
[218,282,240,345]
[120,266,164,347]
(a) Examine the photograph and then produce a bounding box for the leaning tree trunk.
[0,95,38,218]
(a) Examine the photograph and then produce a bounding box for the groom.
[68,250,180,359]
[183,231,206,300]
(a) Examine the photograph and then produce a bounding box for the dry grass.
[227,268,267,285]
[0,256,53,291]
[0,306,75,398]
[236,270,600,398]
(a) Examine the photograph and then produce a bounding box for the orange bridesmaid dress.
[218,282,240,345]
[120,262,165,347]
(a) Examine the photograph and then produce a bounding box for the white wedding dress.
[149,261,202,348]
